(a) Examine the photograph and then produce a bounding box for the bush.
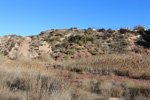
[129,86,150,98]
[134,25,146,31]
[86,28,93,35]
[92,40,96,44]
[98,28,105,32]
[88,48,99,55]
[69,35,95,45]
[66,49,75,55]
[69,35,86,44]
[70,27,73,30]
[120,28,128,34]
[44,36,49,41]
[44,29,56,42]
[78,41,83,46]
[51,30,55,35]
[39,31,45,35]
[55,33,63,37]
[76,47,82,50]
[86,35,94,42]
[107,28,114,33]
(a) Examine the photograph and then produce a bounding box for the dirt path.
[19,37,31,57]
[48,68,150,86]
[4,58,150,87]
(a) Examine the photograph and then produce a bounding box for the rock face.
[0,29,148,60]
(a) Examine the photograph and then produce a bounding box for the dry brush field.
[0,54,150,100]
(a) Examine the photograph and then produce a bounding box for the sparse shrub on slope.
[85,27,93,35]
[107,28,114,33]
[69,35,87,44]
[78,40,84,46]
[98,28,105,32]
[87,79,124,98]
[39,31,45,35]
[129,86,150,99]
[69,34,95,45]
[66,49,75,55]
[134,25,146,31]
[88,48,99,55]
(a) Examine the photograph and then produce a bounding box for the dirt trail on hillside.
[19,37,31,57]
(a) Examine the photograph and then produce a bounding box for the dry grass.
[62,54,150,79]
[0,54,150,100]
[0,56,99,100]
[0,67,73,100]
[0,67,105,100]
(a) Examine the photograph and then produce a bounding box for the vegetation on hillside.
[1,26,150,99]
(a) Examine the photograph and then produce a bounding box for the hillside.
[1,28,150,60]
[1,28,150,100]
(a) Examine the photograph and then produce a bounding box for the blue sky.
[0,0,150,36]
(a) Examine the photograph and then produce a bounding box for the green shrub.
[92,40,96,44]
[78,41,83,46]
[51,30,55,35]
[88,48,99,55]
[44,36,49,41]
[44,36,55,43]
[86,28,93,35]
[86,35,94,42]
[76,47,82,50]
[66,49,75,55]
[69,34,96,45]
[69,35,86,44]
[44,30,56,42]
[69,35,81,43]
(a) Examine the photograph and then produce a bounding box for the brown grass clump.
[0,67,103,100]
[84,79,124,98]
[0,67,73,100]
